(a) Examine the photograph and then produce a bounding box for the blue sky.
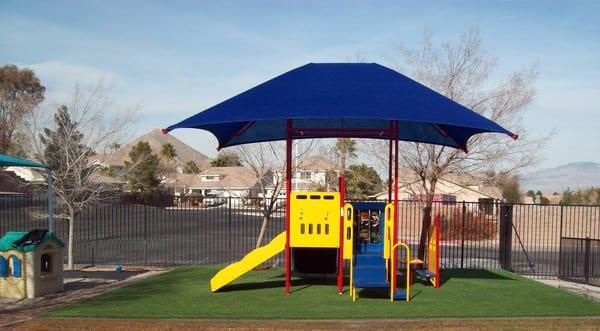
[1,0,599,169]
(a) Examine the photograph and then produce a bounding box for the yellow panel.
[343,203,354,259]
[428,224,436,269]
[383,203,394,260]
[427,217,440,287]
[290,191,340,248]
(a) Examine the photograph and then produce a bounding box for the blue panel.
[393,289,407,301]
[165,63,515,150]
[351,202,386,210]
[0,256,7,277]
[11,255,22,278]
[353,254,389,288]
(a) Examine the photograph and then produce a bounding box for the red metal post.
[434,215,441,288]
[285,119,292,295]
[388,121,393,202]
[393,120,399,298]
[337,174,345,294]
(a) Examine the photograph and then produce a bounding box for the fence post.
[228,197,232,260]
[499,204,513,271]
[584,237,591,285]
[144,204,148,266]
[558,205,564,277]
[460,201,466,269]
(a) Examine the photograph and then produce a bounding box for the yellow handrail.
[390,242,411,302]
[343,203,354,300]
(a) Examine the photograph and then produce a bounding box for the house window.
[300,172,312,180]
[202,175,220,181]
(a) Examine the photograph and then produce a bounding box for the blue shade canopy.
[164,63,516,151]
[0,153,49,168]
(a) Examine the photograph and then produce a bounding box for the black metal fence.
[1,195,599,281]
[559,237,600,286]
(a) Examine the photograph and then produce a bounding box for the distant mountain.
[125,129,212,170]
[95,129,211,171]
[521,162,600,194]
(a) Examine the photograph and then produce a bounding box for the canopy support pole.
[47,169,54,233]
[388,121,393,202]
[285,119,292,295]
[392,120,399,299]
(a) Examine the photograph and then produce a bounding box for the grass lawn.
[46,266,600,319]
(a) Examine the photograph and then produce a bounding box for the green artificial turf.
[46,267,600,319]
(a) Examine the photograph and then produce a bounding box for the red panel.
[435,215,441,288]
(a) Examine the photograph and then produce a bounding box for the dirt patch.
[8,317,600,331]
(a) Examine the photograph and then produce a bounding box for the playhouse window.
[41,253,54,275]
[0,256,7,277]
[8,255,22,278]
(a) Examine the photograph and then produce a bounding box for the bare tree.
[236,140,318,249]
[28,80,137,269]
[366,28,547,259]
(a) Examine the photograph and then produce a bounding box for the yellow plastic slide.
[210,231,286,292]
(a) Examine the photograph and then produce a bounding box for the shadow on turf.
[438,269,515,286]
[222,269,515,293]
[220,277,339,293]
[353,288,424,301]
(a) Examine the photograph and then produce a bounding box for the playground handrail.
[390,242,411,302]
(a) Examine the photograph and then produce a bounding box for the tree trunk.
[418,202,432,260]
[255,215,270,248]
[340,154,346,175]
[68,210,75,270]
[417,181,437,260]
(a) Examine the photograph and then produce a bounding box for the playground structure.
[210,189,440,301]
[164,63,516,301]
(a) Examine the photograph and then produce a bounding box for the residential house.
[167,166,267,199]
[370,173,503,214]
[263,156,339,199]
[1,167,45,194]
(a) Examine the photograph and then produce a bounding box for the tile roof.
[170,166,261,189]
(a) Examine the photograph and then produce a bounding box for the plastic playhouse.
[0,229,64,299]
[164,63,516,301]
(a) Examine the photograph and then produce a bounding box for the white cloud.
[23,61,118,104]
